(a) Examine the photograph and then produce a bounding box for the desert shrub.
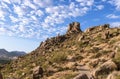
[100,50,111,55]
[50,52,67,63]
[60,73,78,79]
[116,75,120,79]
[109,39,116,44]
[78,41,89,47]
[74,55,84,60]
[5,65,13,72]
[0,59,11,64]
[93,52,102,58]
[95,34,103,41]
[57,67,69,72]
[113,47,120,70]
[87,47,100,53]
[63,74,76,79]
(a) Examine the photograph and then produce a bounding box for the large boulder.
[107,71,120,79]
[66,22,82,34]
[73,73,89,79]
[33,66,44,79]
[92,60,117,78]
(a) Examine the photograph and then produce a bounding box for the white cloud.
[31,16,38,21]
[0,0,95,40]
[21,18,30,25]
[0,26,10,35]
[45,6,66,14]
[76,0,94,6]
[44,1,91,28]
[33,0,53,8]
[3,0,11,4]
[13,5,25,17]
[9,15,19,23]
[106,14,120,19]
[18,25,26,32]
[110,22,120,27]
[10,0,22,4]
[35,10,44,16]
[69,2,76,9]
[23,0,37,10]
[0,9,6,21]
[0,22,5,25]
[1,2,12,12]
[109,0,120,10]
[0,27,6,32]
[96,5,104,10]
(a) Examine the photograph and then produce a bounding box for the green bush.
[78,41,89,47]
[109,40,116,44]
[113,48,120,70]
[50,52,67,63]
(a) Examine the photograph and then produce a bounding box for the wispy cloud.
[108,0,120,10]
[13,5,25,17]
[106,14,120,19]
[0,27,6,34]
[33,0,53,8]
[3,0,11,4]
[110,22,120,27]
[0,8,6,21]
[76,0,94,6]
[96,5,104,10]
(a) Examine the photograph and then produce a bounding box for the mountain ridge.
[0,49,26,60]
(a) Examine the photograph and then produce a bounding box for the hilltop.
[1,22,120,79]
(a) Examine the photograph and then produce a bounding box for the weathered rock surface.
[33,66,43,79]
[67,22,82,34]
[85,24,109,33]
[107,71,120,79]
[92,60,117,78]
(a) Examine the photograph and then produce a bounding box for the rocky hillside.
[1,22,120,79]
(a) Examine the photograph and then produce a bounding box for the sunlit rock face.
[66,22,82,34]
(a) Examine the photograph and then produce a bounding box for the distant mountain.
[9,51,26,57]
[0,49,26,60]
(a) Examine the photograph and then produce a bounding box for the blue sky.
[0,0,120,53]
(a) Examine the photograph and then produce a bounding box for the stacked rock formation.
[67,22,82,34]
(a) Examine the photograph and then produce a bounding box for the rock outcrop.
[85,24,109,33]
[66,22,82,34]
[92,60,117,78]
[107,71,120,79]
[33,66,43,79]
